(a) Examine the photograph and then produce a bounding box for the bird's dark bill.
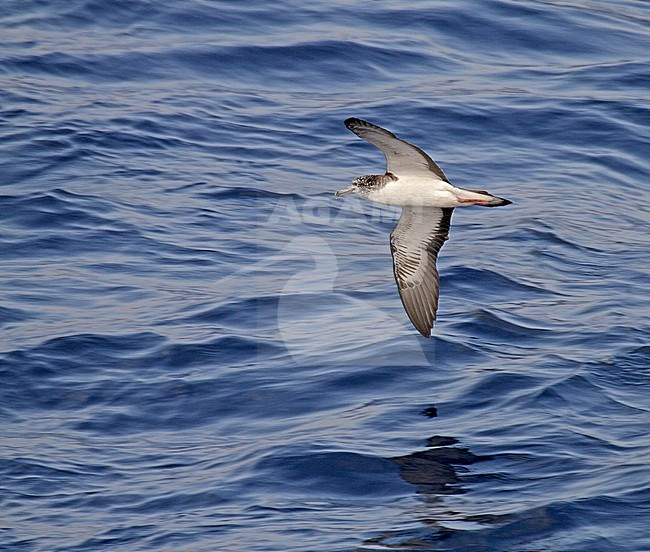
[335,186,356,197]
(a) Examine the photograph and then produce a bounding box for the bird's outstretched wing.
[390,207,453,337]
[345,117,449,182]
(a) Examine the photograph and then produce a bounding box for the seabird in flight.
[336,117,512,338]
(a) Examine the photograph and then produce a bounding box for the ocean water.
[1,0,649,550]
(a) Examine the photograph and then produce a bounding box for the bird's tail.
[467,189,512,207]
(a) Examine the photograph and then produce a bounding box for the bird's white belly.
[369,177,460,208]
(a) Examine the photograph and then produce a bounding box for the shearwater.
[336,118,512,338]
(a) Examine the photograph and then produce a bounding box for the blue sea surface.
[1,1,649,550]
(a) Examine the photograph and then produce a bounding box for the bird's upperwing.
[390,206,454,337]
[345,118,449,182]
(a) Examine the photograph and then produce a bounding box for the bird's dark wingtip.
[344,117,362,129]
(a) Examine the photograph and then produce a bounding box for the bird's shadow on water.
[352,406,498,551]
[356,406,548,552]
[390,434,487,496]
[359,407,567,552]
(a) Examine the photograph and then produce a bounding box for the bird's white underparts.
[336,117,512,338]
